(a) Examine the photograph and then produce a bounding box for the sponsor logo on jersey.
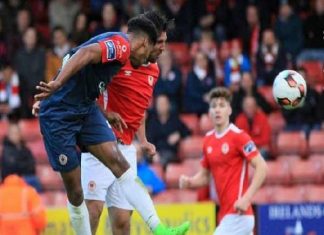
[243,141,256,155]
[125,70,132,76]
[221,143,229,154]
[58,154,68,165]
[207,146,213,154]
[105,40,116,61]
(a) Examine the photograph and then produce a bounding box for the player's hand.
[234,196,251,215]
[179,175,191,189]
[32,101,41,117]
[140,141,156,157]
[35,81,61,101]
[106,112,128,133]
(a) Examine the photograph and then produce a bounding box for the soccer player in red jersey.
[81,11,189,235]
[180,87,268,235]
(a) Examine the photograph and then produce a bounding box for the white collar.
[214,123,233,139]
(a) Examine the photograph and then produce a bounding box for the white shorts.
[81,143,137,210]
[214,214,254,235]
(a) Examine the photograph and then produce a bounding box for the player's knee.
[87,201,103,223]
[112,217,131,234]
[67,187,84,205]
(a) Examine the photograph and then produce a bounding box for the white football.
[272,70,307,110]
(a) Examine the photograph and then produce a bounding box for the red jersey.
[98,60,159,144]
[201,124,259,222]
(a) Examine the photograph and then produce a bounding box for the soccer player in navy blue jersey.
[33,14,189,235]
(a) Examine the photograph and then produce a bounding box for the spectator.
[136,143,166,195]
[0,17,8,61]
[0,164,46,234]
[224,39,251,88]
[231,72,272,121]
[0,61,21,119]
[235,96,271,160]
[49,0,80,35]
[160,0,194,42]
[155,49,182,112]
[184,51,216,115]
[256,29,287,86]
[275,2,303,64]
[298,0,324,62]
[45,26,70,83]
[92,2,120,36]
[15,27,45,118]
[282,67,321,137]
[70,12,90,46]
[7,8,33,59]
[190,30,218,61]
[240,4,262,61]
[147,95,191,170]
[1,122,42,192]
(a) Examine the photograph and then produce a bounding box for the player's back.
[41,32,130,114]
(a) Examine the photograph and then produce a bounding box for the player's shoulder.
[203,129,215,143]
[229,124,251,141]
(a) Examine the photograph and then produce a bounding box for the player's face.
[130,36,154,68]
[147,32,167,63]
[209,97,232,127]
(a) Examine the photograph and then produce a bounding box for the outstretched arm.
[35,43,102,101]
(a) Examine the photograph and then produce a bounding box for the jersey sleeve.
[236,132,259,161]
[98,35,130,64]
[200,138,210,169]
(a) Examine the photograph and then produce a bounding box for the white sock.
[67,200,92,235]
[117,168,160,231]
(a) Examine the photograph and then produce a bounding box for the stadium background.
[0,0,323,234]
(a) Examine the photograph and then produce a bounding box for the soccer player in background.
[179,87,268,235]
[81,11,189,235]
[33,15,188,235]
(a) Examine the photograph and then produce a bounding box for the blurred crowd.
[0,0,323,202]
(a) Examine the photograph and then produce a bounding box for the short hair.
[208,87,232,103]
[127,15,158,44]
[143,10,173,35]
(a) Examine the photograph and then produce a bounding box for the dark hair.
[143,10,173,35]
[127,15,158,44]
[208,87,232,103]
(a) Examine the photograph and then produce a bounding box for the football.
[272,70,307,110]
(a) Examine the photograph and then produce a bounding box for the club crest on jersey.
[221,143,229,154]
[105,40,116,61]
[88,180,96,192]
[98,81,106,94]
[58,154,68,165]
[148,75,154,86]
[243,141,256,155]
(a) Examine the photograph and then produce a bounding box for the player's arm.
[136,115,156,157]
[179,167,210,189]
[234,153,267,213]
[35,43,103,101]
[242,154,267,201]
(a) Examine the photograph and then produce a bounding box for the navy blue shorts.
[39,102,115,172]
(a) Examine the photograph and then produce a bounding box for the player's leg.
[40,115,91,235]
[81,152,115,234]
[213,214,254,235]
[108,207,132,235]
[81,106,190,235]
[106,144,137,235]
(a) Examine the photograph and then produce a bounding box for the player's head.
[143,10,171,62]
[208,87,232,128]
[127,15,158,68]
